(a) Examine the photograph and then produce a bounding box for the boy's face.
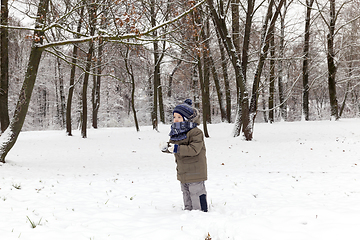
[173,112,184,123]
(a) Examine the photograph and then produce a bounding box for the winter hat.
[173,99,199,123]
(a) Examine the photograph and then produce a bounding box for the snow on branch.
[35,0,207,50]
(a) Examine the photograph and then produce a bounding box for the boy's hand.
[159,141,169,152]
[167,143,179,153]
[160,142,178,154]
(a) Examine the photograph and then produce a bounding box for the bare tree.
[81,0,97,138]
[269,22,275,123]
[302,0,314,121]
[148,0,169,130]
[0,0,206,162]
[0,0,10,132]
[315,0,339,119]
[215,30,231,122]
[207,0,252,139]
[124,47,140,131]
[326,0,339,120]
[0,0,50,162]
[92,3,107,129]
[278,0,290,121]
[249,0,285,126]
[66,6,84,136]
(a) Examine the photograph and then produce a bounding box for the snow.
[1,118,360,240]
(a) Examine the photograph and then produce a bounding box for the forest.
[0,0,359,162]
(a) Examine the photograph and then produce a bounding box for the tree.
[123,46,140,131]
[55,55,66,127]
[150,0,160,130]
[0,0,10,132]
[278,0,290,121]
[302,0,314,121]
[92,2,107,129]
[81,0,97,138]
[231,0,243,136]
[232,0,256,134]
[326,0,339,120]
[269,21,275,123]
[0,0,50,162]
[0,0,206,162]
[66,6,84,136]
[207,0,251,139]
[249,0,285,128]
[215,29,231,123]
[208,0,285,140]
[199,8,211,126]
[338,1,360,118]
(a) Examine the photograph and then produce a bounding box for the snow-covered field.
[1,119,360,240]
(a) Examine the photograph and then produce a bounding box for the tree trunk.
[231,0,241,57]
[66,6,84,136]
[0,0,49,163]
[231,0,255,134]
[192,67,200,110]
[152,43,160,130]
[81,0,96,138]
[150,0,159,130]
[215,30,231,123]
[262,88,268,122]
[207,0,251,140]
[302,0,314,121]
[125,48,140,132]
[38,86,47,127]
[209,53,226,122]
[269,27,275,123]
[92,42,102,129]
[158,74,165,124]
[231,0,243,133]
[242,0,255,81]
[0,0,10,132]
[327,0,339,120]
[198,56,210,138]
[81,48,92,138]
[56,57,66,128]
[193,2,211,129]
[340,18,357,118]
[158,43,166,124]
[249,0,274,118]
[168,59,181,98]
[131,72,139,132]
[66,44,78,136]
[278,0,288,121]
[203,6,226,122]
[339,78,351,118]
[249,0,285,127]
[202,19,211,124]
[124,48,140,132]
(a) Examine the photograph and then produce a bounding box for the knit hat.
[173,99,200,123]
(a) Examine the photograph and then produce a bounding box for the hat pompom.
[184,99,192,106]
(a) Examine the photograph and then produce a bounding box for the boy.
[162,99,208,212]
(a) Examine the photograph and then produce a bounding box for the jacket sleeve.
[177,129,204,157]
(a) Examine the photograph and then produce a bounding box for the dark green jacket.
[170,127,207,183]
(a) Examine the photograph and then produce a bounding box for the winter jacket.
[170,127,207,184]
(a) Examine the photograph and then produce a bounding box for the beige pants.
[180,181,207,212]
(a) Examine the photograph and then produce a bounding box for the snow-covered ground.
[1,119,360,240]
